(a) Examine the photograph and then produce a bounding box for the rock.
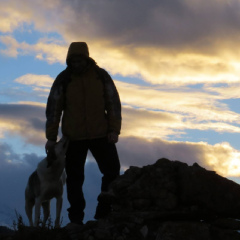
[73,158,240,240]
[109,158,240,219]
[133,199,151,210]
[178,161,240,218]
[94,229,111,239]
[157,221,211,240]
[210,226,240,240]
[0,226,14,234]
[212,218,240,230]
[101,158,240,240]
[9,158,240,240]
[140,225,148,238]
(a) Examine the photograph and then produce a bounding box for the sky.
[1,0,240,226]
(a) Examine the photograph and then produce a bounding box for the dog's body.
[25,137,68,227]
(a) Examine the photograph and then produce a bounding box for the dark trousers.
[65,137,120,223]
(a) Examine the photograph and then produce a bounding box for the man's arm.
[98,68,122,137]
[45,72,66,142]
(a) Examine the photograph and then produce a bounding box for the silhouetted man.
[45,42,121,225]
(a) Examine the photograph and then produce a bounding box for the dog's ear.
[46,146,57,168]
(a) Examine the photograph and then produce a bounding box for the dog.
[25,136,69,227]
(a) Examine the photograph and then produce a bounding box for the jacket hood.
[66,42,89,66]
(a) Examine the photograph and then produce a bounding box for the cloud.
[0,103,46,145]
[122,106,240,142]
[1,73,53,108]
[59,0,240,50]
[15,74,53,88]
[0,142,43,170]
[1,1,240,86]
[121,106,185,139]
[1,103,240,178]
[204,83,240,99]
[0,142,43,208]
[117,136,240,177]
[117,81,240,133]
[1,98,238,149]
[0,85,48,105]
[3,35,240,87]
[0,0,63,33]
[1,79,240,147]
[2,0,240,50]
[55,0,240,86]
[0,35,19,57]
[0,142,48,225]
[0,2,32,33]
[0,35,67,64]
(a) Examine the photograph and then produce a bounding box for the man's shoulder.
[95,66,111,81]
[55,68,71,81]
[52,68,71,87]
[50,68,71,91]
[95,65,107,74]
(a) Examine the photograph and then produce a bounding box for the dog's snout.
[63,140,69,149]
[46,148,57,167]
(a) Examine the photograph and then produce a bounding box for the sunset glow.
[1,0,240,225]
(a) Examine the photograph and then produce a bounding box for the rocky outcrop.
[71,158,240,240]
[0,226,14,239]
[5,158,240,240]
[110,159,240,218]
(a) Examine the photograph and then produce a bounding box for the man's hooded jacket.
[46,42,122,141]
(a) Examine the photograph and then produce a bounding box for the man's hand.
[108,132,119,144]
[45,140,56,154]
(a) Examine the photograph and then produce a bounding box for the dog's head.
[47,136,69,168]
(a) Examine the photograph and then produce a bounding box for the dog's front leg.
[42,201,50,227]
[55,196,63,228]
[25,199,34,226]
[34,197,42,227]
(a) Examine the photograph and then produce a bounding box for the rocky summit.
[4,158,240,240]
[66,158,240,240]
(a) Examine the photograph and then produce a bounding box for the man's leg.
[89,137,120,219]
[65,140,88,224]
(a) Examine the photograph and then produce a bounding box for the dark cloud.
[118,136,209,169]
[61,0,240,51]
[0,104,45,121]
[0,142,42,226]
[22,152,44,168]
[0,142,103,226]
[116,136,240,177]
[0,103,46,145]
[29,117,45,131]
[0,142,21,166]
